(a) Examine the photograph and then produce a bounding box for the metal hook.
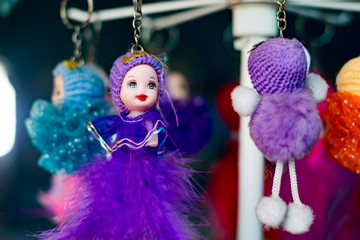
[133,0,142,15]
[60,0,93,30]
[60,0,93,64]
[132,0,143,51]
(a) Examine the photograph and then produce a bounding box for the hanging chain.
[276,0,287,38]
[132,0,144,51]
[60,0,93,64]
[133,11,142,47]
[72,26,83,63]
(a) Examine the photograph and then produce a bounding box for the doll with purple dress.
[160,72,213,155]
[37,51,202,240]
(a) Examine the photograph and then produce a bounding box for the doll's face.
[167,72,190,100]
[120,64,159,113]
[51,75,65,106]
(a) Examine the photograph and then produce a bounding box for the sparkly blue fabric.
[25,99,113,174]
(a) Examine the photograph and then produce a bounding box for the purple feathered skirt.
[37,149,201,240]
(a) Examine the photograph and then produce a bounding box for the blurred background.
[1,0,360,239]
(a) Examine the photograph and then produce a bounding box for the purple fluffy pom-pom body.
[249,91,321,162]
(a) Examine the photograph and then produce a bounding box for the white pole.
[231,3,277,240]
[236,37,266,240]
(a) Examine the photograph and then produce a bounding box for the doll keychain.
[26,0,114,223]
[231,0,328,234]
[322,57,360,174]
[159,72,213,155]
[26,0,110,174]
[37,1,202,239]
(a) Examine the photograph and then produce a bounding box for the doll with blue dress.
[26,61,112,222]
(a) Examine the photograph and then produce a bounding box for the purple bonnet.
[109,51,165,113]
[248,38,308,95]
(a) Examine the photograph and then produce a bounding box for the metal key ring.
[60,0,93,30]
[133,0,142,15]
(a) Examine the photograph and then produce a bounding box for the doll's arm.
[231,85,260,117]
[87,115,122,152]
[306,73,329,103]
[145,119,158,147]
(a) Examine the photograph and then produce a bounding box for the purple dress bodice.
[88,109,167,156]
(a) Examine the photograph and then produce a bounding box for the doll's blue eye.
[129,82,137,88]
[148,82,156,90]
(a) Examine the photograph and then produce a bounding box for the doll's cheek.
[120,93,133,104]
[51,75,65,103]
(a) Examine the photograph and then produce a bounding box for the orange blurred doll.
[322,57,360,174]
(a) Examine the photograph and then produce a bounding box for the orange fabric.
[322,91,360,174]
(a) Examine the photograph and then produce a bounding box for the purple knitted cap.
[248,38,307,95]
[109,51,165,113]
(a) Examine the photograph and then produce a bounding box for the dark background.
[1,1,360,239]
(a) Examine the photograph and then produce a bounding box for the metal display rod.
[67,0,360,23]
[68,0,224,23]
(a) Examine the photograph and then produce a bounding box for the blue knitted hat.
[53,61,105,109]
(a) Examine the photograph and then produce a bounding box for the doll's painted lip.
[136,94,148,101]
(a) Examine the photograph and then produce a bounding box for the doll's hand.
[306,73,329,103]
[145,119,159,147]
[146,137,158,147]
[231,85,260,117]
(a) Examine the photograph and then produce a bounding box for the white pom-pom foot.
[256,196,287,228]
[305,73,329,103]
[282,203,314,234]
[231,85,260,117]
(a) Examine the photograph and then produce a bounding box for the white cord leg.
[271,161,284,197]
[288,160,302,204]
[256,161,287,228]
[282,160,314,234]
